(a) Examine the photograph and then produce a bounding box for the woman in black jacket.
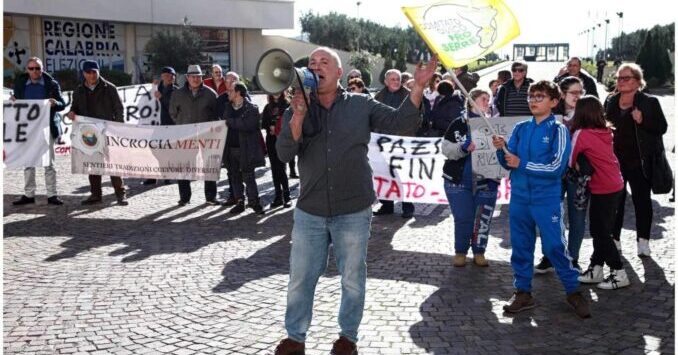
[605,63,668,257]
[261,92,291,208]
[420,80,465,137]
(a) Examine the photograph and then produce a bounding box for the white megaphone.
[255,48,318,97]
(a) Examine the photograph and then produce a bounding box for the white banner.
[3,99,51,168]
[368,133,513,205]
[71,116,226,181]
[54,84,160,155]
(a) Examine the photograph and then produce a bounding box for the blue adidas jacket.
[497,114,570,204]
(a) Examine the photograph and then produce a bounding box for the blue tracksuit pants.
[510,200,580,294]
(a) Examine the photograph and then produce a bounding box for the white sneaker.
[578,265,604,283]
[597,269,631,290]
[637,239,651,257]
[614,239,622,252]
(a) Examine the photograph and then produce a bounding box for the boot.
[229,200,245,214]
[270,195,284,208]
[115,189,128,206]
[249,199,265,215]
[283,190,291,208]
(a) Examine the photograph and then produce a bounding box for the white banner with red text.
[71,116,226,181]
[3,99,51,168]
[368,133,511,205]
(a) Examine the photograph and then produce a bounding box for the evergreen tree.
[145,27,204,76]
[636,28,673,86]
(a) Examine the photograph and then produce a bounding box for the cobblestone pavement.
[4,62,675,354]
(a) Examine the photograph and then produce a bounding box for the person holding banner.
[273,47,437,355]
[143,66,179,186]
[169,64,220,206]
[492,80,590,318]
[373,69,416,218]
[67,60,128,206]
[442,89,498,267]
[11,57,67,206]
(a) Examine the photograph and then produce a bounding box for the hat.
[161,66,176,75]
[82,60,99,72]
[186,65,203,76]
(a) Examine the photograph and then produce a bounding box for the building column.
[29,16,43,63]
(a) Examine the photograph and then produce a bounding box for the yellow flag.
[402,0,520,68]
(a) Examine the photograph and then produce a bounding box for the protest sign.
[468,115,528,181]
[54,83,160,155]
[402,0,520,68]
[368,133,448,204]
[71,116,226,181]
[3,99,51,168]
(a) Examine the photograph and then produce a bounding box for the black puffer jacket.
[421,92,465,137]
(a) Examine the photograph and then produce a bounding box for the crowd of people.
[9,52,669,354]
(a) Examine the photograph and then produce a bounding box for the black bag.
[651,145,673,194]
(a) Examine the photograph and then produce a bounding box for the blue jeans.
[285,207,372,343]
[444,179,498,255]
[564,179,587,262]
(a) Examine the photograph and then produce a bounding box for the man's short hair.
[233,82,248,97]
[311,47,343,69]
[528,80,561,101]
[26,57,43,69]
[225,71,240,81]
[567,57,582,66]
[384,69,401,81]
[511,61,528,71]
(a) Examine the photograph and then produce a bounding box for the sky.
[263,0,677,58]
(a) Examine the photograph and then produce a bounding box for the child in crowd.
[442,89,499,267]
[492,80,590,318]
[570,96,630,290]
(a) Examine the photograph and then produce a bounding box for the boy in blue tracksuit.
[492,80,590,318]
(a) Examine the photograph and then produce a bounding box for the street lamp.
[616,12,624,59]
[604,19,610,60]
[356,1,362,52]
[591,26,596,61]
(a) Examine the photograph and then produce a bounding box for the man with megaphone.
[270,46,437,355]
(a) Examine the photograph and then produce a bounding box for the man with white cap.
[168,64,220,206]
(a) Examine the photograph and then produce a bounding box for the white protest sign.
[54,83,160,155]
[3,99,51,168]
[71,116,226,181]
[468,116,529,181]
[368,133,448,204]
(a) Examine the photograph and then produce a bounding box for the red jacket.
[203,78,228,96]
[569,128,624,194]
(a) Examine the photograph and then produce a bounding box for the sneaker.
[566,291,591,319]
[274,338,305,355]
[534,257,553,274]
[453,254,466,267]
[637,239,651,257]
[81,195,102,205]
[229,201,245,214]
[503,291,536,313]
[614,239,622,252]
[473,254,489,267]
[47,196,64,205]
[330,336,357,355]
[12,195,35,205]
[578,265,604,284]
[597,269,630,290]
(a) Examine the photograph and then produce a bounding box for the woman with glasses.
[534,76,588,274]
[605,63,668,257]
[347,77,370,95]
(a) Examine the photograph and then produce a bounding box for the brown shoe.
[274,338,305,355]
[331,336,357,355]
[453,254,466,267]
[503,291,536,313]
[566,291,591,319]
[81,195,102,205]
[473,254,489,267]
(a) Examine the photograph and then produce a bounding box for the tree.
[636,27,673,87]
[145,27,204,76]
[349,50,376,87]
